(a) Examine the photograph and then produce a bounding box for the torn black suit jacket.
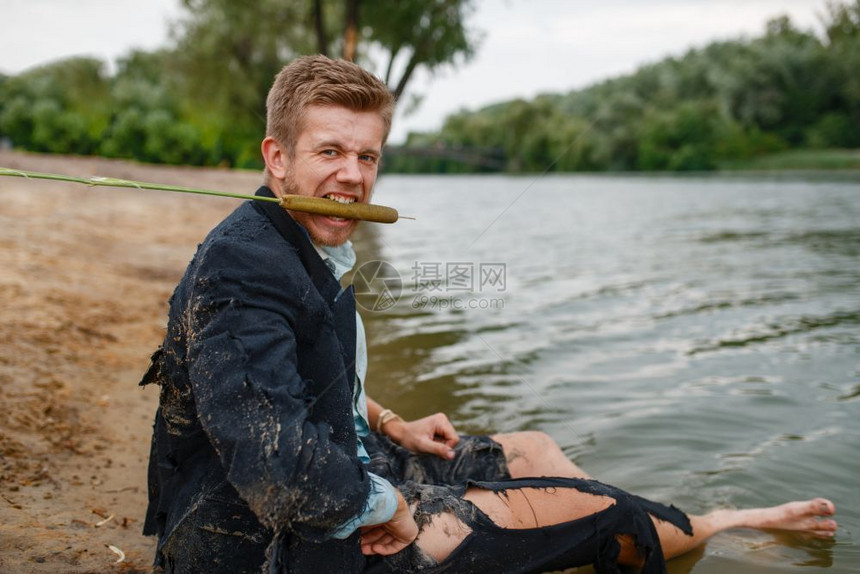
[141,186,370,572]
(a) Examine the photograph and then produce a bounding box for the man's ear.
[261,136,288,180]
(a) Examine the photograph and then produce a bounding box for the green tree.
[168,0,311,167]
[167,0,480,167]
[637,101,737,170]
[100,50,206,164]
[0,57,109,154]
[818,0,860,146]
[360,0,479,100]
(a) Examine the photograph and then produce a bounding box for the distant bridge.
[383,144,507,171]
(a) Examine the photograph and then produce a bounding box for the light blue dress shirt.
[315,242,399,539]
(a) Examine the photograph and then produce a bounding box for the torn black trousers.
[362,434,692,574]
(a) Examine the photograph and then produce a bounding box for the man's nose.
[336,155,363,184]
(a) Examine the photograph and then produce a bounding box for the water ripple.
[836,384,860,402]
[697,427,842,478]
[654,292,801,320]
[695,228,860,258]
[686,310,860,355]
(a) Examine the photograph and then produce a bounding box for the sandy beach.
[0,151,263,573]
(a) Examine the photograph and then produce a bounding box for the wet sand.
[0,151,263,573]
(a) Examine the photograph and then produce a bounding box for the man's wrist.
[383,417,409,444]
[375,408,403,434]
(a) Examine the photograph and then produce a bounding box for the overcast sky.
[0,0,828,143]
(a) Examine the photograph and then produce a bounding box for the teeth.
[324,194,355,204]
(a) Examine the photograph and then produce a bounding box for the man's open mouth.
[320,193,357,222]
[324,193,356,204]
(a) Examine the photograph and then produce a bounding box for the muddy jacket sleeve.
[331,472,398,539]
[183,227,370,540]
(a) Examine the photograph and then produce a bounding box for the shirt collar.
[313,240,357,281]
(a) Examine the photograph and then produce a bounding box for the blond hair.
[266,55,395,152]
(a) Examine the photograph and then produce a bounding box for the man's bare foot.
[735,498,837,538]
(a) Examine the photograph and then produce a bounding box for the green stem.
[0,167,280,203]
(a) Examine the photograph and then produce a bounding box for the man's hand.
[360,490,418,556]
[384,413,459,460]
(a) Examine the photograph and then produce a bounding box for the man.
[142,55,837,573]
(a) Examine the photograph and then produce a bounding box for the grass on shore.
[719,149,860,171]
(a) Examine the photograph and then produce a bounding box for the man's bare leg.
[641,498,838,563]
[483,432,836,565]
[491,431,591,478]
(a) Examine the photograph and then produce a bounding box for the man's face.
[282,104,385,246]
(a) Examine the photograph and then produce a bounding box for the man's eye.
[360,154,378,163]
[322,149,337,157]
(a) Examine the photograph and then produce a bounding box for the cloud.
[0,0,183,74]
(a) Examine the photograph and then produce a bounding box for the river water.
[352,173,860,573]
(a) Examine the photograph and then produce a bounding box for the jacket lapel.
[252,186,357,393]
[253,186,340,303]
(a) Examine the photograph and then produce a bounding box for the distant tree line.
[386,1,860,173]
[0,0,478,168]
[1,1,857,172]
